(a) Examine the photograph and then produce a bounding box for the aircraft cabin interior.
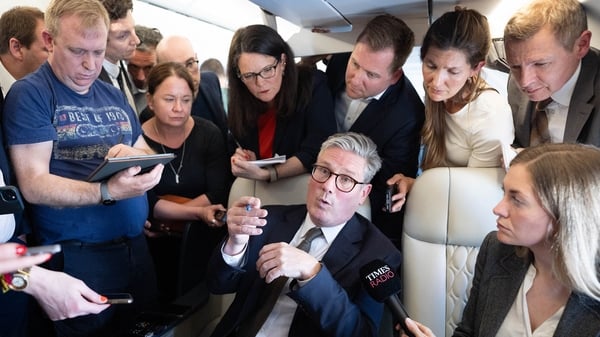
[0,0,599,336]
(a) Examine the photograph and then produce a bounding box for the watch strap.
[100,181,116,205]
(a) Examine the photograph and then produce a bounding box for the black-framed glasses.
[184,59,199,71]
[311,165,366,193]
[238,59,279,82]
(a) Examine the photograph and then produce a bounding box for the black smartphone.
[215,210,227,223]
[104,293,134,304]
[25,244,61,256]
[384,185,397,213]
[0,186,24,215]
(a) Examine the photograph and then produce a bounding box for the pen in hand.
[228,130,243,149]
[228,130,250,160]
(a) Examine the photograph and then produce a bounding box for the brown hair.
[227,25,312,137]
[504,0,587,50]
[420,7,492,170]
[97,0,133,21]
[355,14,415,73]
[0,6,44,55]
[147,62,195,97]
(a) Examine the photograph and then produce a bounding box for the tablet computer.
[86,153,175,182]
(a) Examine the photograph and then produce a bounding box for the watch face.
[11,275,27,290]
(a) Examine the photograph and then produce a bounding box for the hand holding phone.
[104,293,133,304]
[384,185,397,213]
[215,210,227,223]
[25,244,61,256]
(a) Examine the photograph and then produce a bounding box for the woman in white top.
[387,7,514,212]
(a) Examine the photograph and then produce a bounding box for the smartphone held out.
[104,293,134,304]
[25,244,61,256]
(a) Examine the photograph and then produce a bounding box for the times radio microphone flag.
[359,259,415,337]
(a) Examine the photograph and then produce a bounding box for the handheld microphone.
[359,259,415,337]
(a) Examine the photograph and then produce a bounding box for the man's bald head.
[156,35,200,92]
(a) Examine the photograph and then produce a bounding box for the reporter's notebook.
[87,153,175,182]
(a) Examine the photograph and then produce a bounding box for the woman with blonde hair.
[402,143,600,336]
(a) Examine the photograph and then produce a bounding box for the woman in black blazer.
[226,24,336,183]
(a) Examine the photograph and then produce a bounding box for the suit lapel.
[266,206,307,244]
[554,292,600,336]
[98,68,111,85]
[564,50,598,142]
[321,215,363,276]
[479,252,528,336]
[348,82,397,135]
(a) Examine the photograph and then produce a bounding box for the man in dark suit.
[505,0,600,148]
[97,0,140,114]
[147,35,228,140]
[207,132,402,337]
[327,15,425,247]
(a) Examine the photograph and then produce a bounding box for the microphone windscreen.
[359,259,401,302]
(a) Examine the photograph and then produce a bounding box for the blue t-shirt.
[3,62,147,244]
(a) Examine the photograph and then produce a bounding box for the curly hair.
[97,0,133,21]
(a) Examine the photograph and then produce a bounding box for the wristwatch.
[100,181,116,206]
[9,268,30,291]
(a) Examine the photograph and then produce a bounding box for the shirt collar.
[551,61,581,107]
[0,60,16,94]
[103,59,120,79]
[301,213,346,245]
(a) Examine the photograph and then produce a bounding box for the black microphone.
[359,259,415,337]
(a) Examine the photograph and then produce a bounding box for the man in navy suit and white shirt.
[327,15,425,247]
[207,132,402,337]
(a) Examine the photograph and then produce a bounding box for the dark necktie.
[237,227,323,337]
[529,98,553,146]
[117,63,137,113]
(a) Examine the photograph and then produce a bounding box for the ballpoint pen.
[228,130,242,149]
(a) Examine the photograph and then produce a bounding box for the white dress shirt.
[545,61,581,143]
[495,264,564,337]
[222,213,346,337]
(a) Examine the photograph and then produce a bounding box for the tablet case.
[87,153,176,182]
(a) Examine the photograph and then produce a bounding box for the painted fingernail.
[16,245,27,256]
[100,296,107,303]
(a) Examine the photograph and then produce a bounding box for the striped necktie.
[237,227,323,337]
[529,97,553,146]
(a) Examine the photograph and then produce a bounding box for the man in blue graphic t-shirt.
[2,0,164,336]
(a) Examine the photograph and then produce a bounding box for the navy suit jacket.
[207,205,402,337]
[327,53,425,242]
[192,71,228,141]
[454,232,600,337]
[509,47,600,148]
[98,62,135,106]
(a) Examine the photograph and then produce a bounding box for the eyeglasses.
[311,165,366,193]
[183,59,199,71]
[238,59,279,82]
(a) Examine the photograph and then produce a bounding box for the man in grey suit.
[505,0,600,148]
